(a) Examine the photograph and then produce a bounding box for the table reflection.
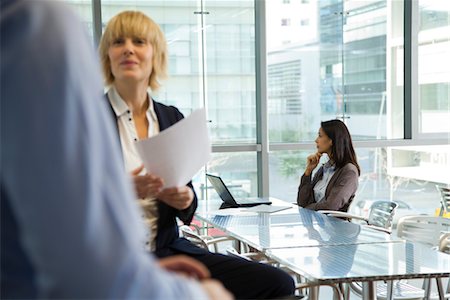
[304,213,360,275]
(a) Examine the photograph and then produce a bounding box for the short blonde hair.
[99,11,168,91]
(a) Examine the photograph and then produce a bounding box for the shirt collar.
[323,160,336,171]
[107,86,157,122]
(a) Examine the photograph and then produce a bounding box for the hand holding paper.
[135,108,211,188]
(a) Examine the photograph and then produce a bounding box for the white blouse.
[107,86,160,251]
[313,161,336,203]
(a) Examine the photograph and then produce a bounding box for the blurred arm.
[1,2,208,299]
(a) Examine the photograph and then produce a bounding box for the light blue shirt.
[0,1,207,299]
[313,161,336,203]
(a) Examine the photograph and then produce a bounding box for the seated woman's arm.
[297,167,323,207]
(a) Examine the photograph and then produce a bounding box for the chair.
[437,233,450,299]
[320,201,400,299]
[396,215,450,247]
[350,215,450,300]
[319,200,398,234]
[319,201,397,299]
[179,225,234,253]
[395,216,450,300]
[436,185,450,216]
[439,232,450,253]
[225,246,279,265]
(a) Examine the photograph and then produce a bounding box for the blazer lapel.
[153,101,171,131]
[312,167,324,186]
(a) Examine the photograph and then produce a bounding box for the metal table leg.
[362,281,376,300]
[386,280,393,300]
[309,286,319,300]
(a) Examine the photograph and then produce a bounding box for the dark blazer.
[106,96,203,256]
[297,163,359,212]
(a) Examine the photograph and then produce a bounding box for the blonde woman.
[99,11,294,299]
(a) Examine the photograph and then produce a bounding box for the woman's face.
[108,36,154,84]
[315,127,333,154]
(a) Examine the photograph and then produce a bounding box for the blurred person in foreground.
[0,1,232,299]
[297,119,360,212]
[98,10,295,299]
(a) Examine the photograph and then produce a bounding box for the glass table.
[194,200,449,299]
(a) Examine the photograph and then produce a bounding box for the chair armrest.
[205,236,235,245]
[365,224,392,234]
[318,210,369,223]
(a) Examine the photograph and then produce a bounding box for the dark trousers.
[155,240,295,299]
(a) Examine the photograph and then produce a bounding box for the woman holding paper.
[99,11,294,299]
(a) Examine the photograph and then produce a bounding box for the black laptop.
[206,174,272,209]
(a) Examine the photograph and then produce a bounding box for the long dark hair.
[321,119,360,175]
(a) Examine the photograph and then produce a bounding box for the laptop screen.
[206,174,237,205]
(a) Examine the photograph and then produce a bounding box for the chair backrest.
[436,185,450,215]
[396,215,450,247]
[439,232,450,254]
[367,200,398,230]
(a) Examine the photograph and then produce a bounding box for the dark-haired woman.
[297,119,360,212]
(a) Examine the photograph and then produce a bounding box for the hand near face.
[131,165,164,199]
[305,152,322,176]
[157,186,194,210]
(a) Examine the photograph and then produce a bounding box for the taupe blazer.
[297,163,359,212]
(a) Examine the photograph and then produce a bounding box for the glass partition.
[204,0,256,144]
[62,0,94,42]
[418,0,450,135]
[266,0,404,141]
[67,1,449,218]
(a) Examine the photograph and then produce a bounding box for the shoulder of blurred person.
[0,1,212,299]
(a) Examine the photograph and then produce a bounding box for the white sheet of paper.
[135,108,211,188]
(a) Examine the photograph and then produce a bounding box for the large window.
[267,0,448,219]
[267,0,404,142]
[385,0,450,211]
[64,0,449,219]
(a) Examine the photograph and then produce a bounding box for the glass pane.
[418,0,450,134]
[62,0,93,42]
[194,152,258,200]
[267,0,404,142]
[101,1,202,116]
[267,0,330,142]
[204,1,256,144]
[343,0,404,139]
[268,150,311,201]
[269,147,444,225]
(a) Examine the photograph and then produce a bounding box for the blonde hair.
[99,11,168,91]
